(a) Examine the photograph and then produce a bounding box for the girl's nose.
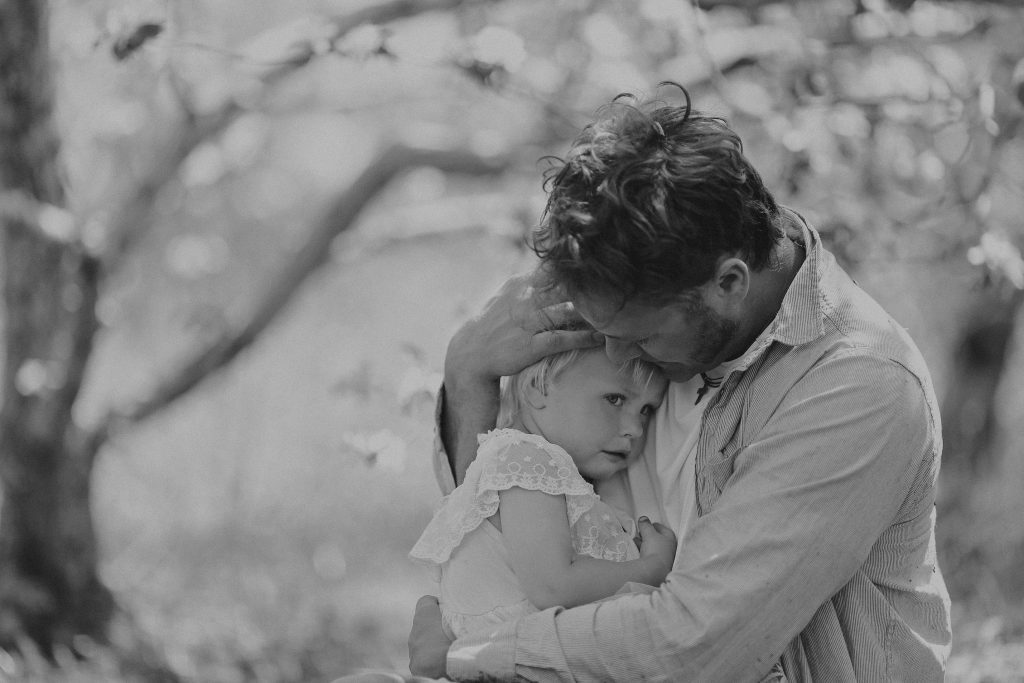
[605,338,640,364]
[620,411,643,439]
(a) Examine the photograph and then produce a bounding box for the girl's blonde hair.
[497,347,663,428]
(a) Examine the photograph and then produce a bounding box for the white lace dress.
[409,428,641,639]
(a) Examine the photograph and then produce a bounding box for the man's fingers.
[524,265,566,297]
[520,301,582,332]
[544,301,586,330]
[532,328,604,356]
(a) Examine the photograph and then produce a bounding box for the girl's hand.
[637,517,677,580]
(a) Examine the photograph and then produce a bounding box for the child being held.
[409,347,676,639]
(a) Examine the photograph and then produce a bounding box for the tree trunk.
[940,288,1021,477]
[935,285,1022,603]
[0,0,112,653]
[937,286,1023,538]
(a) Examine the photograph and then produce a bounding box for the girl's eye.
[605,394,625,407]
[641,404,656,417]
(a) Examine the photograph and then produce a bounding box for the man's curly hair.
[533,84,782,307]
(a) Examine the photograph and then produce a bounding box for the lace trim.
[477,429,598,527]
[573,503,640,562]
[410,428,600,565]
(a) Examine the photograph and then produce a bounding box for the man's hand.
[442,269,604,483]
[408,595,452,679]
[446,269,602,382]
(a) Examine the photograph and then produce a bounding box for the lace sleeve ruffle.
[475,429,599,526]
[409,428,598,566]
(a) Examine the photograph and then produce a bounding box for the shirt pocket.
[696,443,740,513]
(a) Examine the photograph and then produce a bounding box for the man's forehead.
[573,295,661,331]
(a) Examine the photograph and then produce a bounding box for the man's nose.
[605,338,640,364]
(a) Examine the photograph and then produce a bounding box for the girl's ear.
[522,381,547,410]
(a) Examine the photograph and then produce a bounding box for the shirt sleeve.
[445,351,937,682]
[433,385,457,496]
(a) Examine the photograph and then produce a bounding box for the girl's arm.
[499,487,677,610]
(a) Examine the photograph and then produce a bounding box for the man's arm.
[408,596,453,679]
[440,327,502,486]
[444,353,938,681]
[438,270,601,484]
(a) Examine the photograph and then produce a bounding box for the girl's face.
[520,351,668,483]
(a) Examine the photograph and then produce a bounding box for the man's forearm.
[440,371,500,485]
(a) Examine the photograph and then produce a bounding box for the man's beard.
[688,299,739,367]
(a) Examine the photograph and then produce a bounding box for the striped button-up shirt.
[436,215,952,682]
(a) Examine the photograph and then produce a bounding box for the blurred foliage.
[4,0,1020,680]
[51,0,1024,363]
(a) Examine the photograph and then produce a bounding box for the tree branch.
[0,190,77,247]
[660,21,802,98]
[239,0,499,82]
[696,0,1022,7]
[95,144,509,434]
[100,0,500,274]
[98,116,221,270]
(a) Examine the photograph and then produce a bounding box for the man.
[409,89,951,681]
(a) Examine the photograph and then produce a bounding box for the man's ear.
[523,382,547,410]
[711,257,750,305]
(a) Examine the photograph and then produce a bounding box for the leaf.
[341,429,407,472]
[967,232,1024,290]
[111,22,164,61]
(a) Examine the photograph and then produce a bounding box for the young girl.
[409,347,676,639]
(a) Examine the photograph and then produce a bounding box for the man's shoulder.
[738,251,940,428]
[815,258,932,383]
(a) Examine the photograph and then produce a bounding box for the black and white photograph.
[1,0,1022,680]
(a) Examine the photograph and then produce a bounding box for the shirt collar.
[710,207,824,377]
[770,207,824,347]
